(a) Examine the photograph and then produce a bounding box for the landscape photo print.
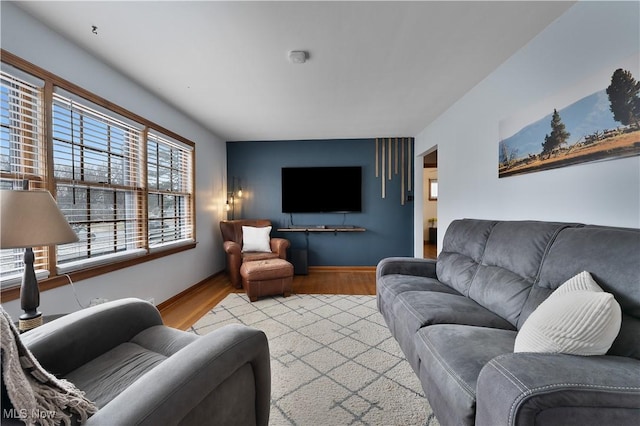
[499,54,640,178]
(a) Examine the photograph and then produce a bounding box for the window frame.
[0,67,49,288]
[0,50,196,302]
[146,132,194,251]
[428,178,438,201]
[52,92,147,271]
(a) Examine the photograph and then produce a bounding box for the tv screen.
[282,166,362,213]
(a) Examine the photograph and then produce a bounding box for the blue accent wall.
[226,139,413,266]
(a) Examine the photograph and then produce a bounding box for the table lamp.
[0,189,78,331]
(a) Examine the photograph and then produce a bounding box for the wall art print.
[499,54,640,178]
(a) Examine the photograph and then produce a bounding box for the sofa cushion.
[377,274,459,327]
[242,252,279,262]
[468,221,572,327]
[390,291,515,372]
[414,324,517,426]
[535,226,640,307]
[130,324,199,356]
[66,342,167,408]
[65,326,197,407]
[515,271,622,355]
[242,225,272,252]
[521,225,640,359]
[436,219,497,295]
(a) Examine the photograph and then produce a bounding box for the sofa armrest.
[223,240,241,255]
[476,352,640,426]
[270,237,290,259]
[223,240,243,287]
[376,257,437,280]
[85,324,271,426]
[22,298,162,376]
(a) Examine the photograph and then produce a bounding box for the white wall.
[414,1,640,254]
[1,2,228,319]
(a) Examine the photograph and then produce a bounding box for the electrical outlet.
[89,297,108,306]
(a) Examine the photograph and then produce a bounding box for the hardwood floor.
[160,247,438,331]
[159,267,377,330]
[424,242,438,259]
[158,273,237,331]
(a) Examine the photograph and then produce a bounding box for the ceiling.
[13,1,575,142]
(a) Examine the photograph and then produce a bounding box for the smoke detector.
[288,50,308,64]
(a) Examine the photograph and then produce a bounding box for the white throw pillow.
[242,226,272,252]
[514,271,622,356]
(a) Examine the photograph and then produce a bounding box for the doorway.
[423,149,438,259]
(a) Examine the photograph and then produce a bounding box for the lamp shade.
[0,190,78,249]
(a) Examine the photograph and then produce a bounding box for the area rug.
[190,293,440,426]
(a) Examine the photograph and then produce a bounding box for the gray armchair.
[3,298,271,425]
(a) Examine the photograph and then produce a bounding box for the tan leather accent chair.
[220,219,290,288]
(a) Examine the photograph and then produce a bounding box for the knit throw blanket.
[0,306,97,425]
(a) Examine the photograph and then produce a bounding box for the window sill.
[57,249,147,275]
[0,241,197,302]
[1,269,50,291]
[149,238,195,253]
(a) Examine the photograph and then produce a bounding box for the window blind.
[1,56,198,289]
[0,70,49,288]
[52,92,146,272]
[147,132,194,249]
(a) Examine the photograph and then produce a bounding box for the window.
[429,179,438,201]
[0,53,196,293]
[0,68,49,288]
[147,132,194,249]
[52,92,146,272]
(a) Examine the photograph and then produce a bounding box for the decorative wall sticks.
[374,137,414,204]
[375,138,379,178]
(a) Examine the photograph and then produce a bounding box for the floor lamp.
[0,190,78,332]
[226,177,243,220]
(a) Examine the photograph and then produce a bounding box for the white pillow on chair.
[242,226,272,252]
[514,271,622,356]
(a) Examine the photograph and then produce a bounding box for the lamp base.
[19,313,43,332]
[19,247,42,333]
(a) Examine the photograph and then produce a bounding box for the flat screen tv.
[281,166,362,213]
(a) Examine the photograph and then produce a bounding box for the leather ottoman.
[240,258,294,302]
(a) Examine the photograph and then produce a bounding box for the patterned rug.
[190,293,439,426]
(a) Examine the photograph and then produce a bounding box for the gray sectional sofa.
[377,219,640,426]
